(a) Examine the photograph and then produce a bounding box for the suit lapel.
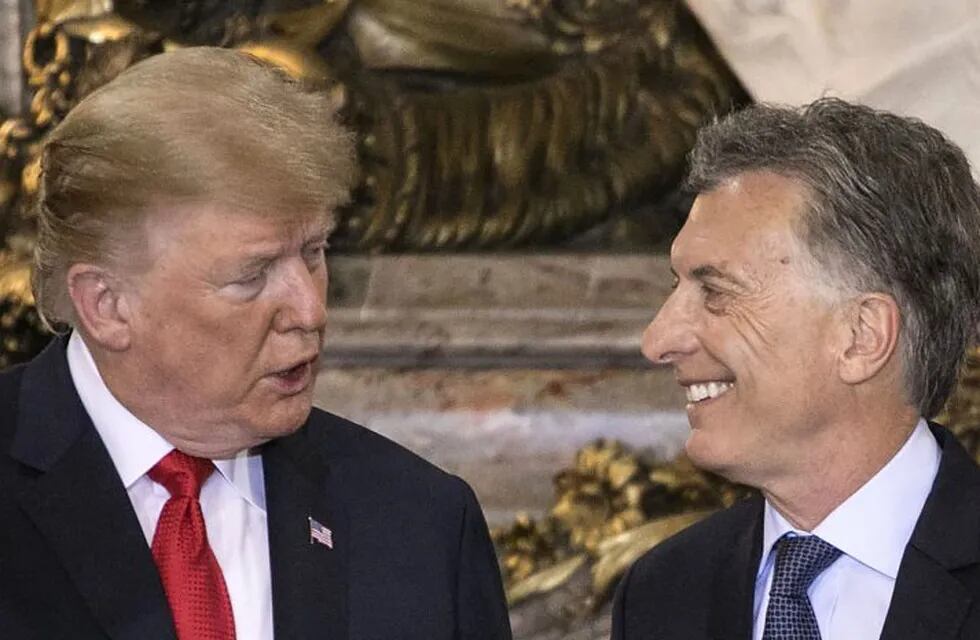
[263,422,349,639]
[9,338,176,640]
[709,495,764,640]
[880,424,980,640]
[880,548,971,640]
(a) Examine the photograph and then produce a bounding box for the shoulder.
[612,497,761,638]
[295,410,487,568]
[301,407,474,504]
[624,496,760,593]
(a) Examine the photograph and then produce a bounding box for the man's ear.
[66,263,134,351]
[838,293,901,385]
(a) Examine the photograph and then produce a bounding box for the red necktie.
[149,450,236,640]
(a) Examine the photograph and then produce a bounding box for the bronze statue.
[3,0,746,250]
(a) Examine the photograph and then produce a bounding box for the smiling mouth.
[684,381,734,404]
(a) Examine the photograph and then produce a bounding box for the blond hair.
[32,46,357,328]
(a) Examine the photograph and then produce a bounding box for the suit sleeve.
[452,477,513,640]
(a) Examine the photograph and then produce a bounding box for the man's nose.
[275,259,328,333]
[641,293,699,365]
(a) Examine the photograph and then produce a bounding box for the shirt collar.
[66,332,266,511]
[759,418,940,580]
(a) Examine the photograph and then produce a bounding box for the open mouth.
[276,361,310,382]
[684,381,734,404]
[270,356,317,391]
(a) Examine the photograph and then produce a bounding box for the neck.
[761,408,920,531]
[84,336,259,459]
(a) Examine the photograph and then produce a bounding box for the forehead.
[148,203,330,248]
[672,171,810,271]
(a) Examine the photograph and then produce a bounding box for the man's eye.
[670,275,680,290]
[237,269,267,286]
[701,284,729,309]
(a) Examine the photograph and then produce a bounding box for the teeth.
[685,381,734,403]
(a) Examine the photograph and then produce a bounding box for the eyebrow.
[235,252,277,276]
[300,221,334,248]
[226,222,333,272]
[689,264,749,289]
[303,231,330,248]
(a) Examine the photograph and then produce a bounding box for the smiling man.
[0,48,511,639]
[611,99,980,640]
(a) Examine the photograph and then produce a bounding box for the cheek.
[158,311,270,388]
[701,314,771,373]
[729,301,784,352]
[315,274,330,315]
[206,320,273,374]
[727,303,818,372]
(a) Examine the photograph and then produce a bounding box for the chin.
[254,396,315,439]
[684,432,739,480]
[688,451,757,490]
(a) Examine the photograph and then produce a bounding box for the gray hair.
[686,97,980,418]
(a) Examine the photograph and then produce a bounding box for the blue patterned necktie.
[762,534,842,639]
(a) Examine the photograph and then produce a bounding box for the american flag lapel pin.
[308,516,334,549]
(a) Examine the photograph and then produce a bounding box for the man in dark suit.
[612,98,980,639]
[0,47,511,639]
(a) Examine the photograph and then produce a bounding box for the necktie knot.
[149,449,215,499]
[770,534,842,598]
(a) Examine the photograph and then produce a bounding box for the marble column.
[0,0,31,116]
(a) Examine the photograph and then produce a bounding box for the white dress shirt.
[67,332,274,640]
[752,419,941,640]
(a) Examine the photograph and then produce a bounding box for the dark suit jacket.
[0,337,513,639]
[611,424,980,640]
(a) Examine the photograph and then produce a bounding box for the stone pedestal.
[313,254,684,639]
[314,367,688,525]
[321,254,673,368]
[315,254,686,523]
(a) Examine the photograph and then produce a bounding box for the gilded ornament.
[494,438,749,608]
[938,346,980,463]
[0,252,47,371]
[33,0,113,25]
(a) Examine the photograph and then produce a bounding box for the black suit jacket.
[611,424,980,640]
[0,337,513,639]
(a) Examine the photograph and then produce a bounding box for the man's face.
[118,205,331,456]
[642,171,847,486]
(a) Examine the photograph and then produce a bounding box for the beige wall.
[687,0,980,174]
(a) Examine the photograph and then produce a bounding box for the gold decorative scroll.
[3,0,747,254]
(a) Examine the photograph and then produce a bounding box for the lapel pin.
[308,516,334,549]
